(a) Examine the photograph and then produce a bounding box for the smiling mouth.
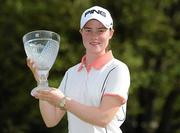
[90,42,100,46]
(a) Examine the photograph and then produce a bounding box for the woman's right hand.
[26,58,40,82]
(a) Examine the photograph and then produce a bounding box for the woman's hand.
[26,58,40,82]
[34,88,65,107]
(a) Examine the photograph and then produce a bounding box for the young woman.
[27,6,130,133]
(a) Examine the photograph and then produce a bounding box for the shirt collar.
[78,51,114,72]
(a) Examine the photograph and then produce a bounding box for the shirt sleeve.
[58,71,69,95]
[103,64,130,102]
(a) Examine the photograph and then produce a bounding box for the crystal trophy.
[23,30,60,96]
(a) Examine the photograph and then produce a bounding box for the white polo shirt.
[59,51,130,133]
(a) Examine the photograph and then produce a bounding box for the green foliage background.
[0,0,179,133]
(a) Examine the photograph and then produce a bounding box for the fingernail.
[31,91,37,97]
[32,64,36,68]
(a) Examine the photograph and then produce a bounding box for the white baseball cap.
[80,6,113,29]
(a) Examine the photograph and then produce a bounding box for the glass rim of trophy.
[23,30,60,96]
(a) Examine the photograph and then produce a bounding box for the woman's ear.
[79,29,82,35]
[109,29,114,39]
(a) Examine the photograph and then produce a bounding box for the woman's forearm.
[65,97,120,127]
[39,100,65,127]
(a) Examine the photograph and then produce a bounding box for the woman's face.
[80,19,114,56]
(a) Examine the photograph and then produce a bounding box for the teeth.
[90,42,99,45]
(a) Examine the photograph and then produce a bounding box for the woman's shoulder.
[66,63,81,73]
[102,58,129,75]
[110,58,129,69]
[106,58,130,77]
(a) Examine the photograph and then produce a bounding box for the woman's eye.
[98,29,107,33]
[84,29,91,32]
[98,30,104,32]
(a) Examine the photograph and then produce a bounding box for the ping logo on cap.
[84,9,106,17]
[80,6,113,29]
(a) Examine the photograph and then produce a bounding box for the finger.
[32,92,41,99]
[27,58,35,70]
[50,87,57,90]
[36,91,53,100]
[37,90,51,95]
[48,88,57,92]
[34,95,39,99]
[26,58,31,67]
[35,92,49,101]
[28,61,38,75]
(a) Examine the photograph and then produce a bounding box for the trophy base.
[31,86,51,96]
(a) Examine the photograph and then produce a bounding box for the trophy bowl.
[23,30,60,96]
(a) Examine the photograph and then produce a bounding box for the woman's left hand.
[34,88,64,107]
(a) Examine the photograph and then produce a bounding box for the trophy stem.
[38,72,49,87]
[31,68,49,96]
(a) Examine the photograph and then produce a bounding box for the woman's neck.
[85,51,105,66]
